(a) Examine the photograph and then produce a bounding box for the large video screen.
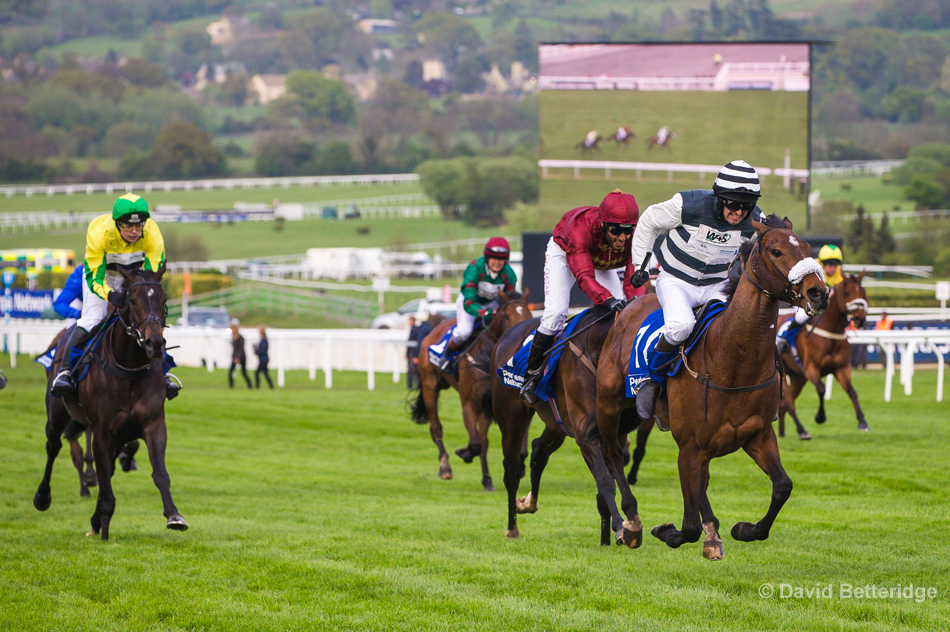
[538,43,811,231]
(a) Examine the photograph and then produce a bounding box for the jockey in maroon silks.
[520,189,649,404]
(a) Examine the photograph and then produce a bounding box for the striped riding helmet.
[484,237,510,260]
[713,160,761,203]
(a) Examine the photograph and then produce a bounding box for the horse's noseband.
[118,279,166,349]
[745,230,821,308]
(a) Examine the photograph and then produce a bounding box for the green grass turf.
[1,359,947,630]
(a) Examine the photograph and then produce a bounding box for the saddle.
[625,300,726,398]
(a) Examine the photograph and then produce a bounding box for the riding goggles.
[721,198,757,213]
[605,223,634,236]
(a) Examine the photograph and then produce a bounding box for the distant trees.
[119,122,226,179]
[284,70,355,126]
[417,156,538,226]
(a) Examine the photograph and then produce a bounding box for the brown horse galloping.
[596,216,829,560]
[34,263,187,540]
[489,308,643,545]
[410,291,532,491]
[778,272,869,439]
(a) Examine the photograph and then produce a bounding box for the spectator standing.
[253,325,273,389]
[407,313,433,389]
[229,323,252,389]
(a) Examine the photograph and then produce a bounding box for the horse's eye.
[771,249,782,257]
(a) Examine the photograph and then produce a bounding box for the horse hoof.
[454,447,474,464]
[651,523,675,540]
[80,486,90,498]
[515,494,537,514]
[166,515,188,531]
[702,522,724,560]
[799,432,812,440]
[815,416,826,425]
[483,484,496,492]
[703,540,725,560]
[33,492,51,511]
[730,521,757,541]
[858,422,870,432]
[504,528,520,539]
[621,518,643,548]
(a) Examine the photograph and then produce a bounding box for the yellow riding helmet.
[818,244,843,264]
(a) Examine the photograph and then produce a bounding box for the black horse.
[34,263,187,540]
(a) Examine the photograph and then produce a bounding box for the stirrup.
[165,373,183,400]
[50,369,76,397]
[635,380,661,421]
[520,370,542,405]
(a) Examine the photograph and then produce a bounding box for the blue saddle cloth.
[625,301,726,398]
[427,322,484,377]
[497,308,592,402]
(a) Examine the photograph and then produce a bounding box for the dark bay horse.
[596,216,829,560]
[778,272,869,438]
[410,291,532,491]
[489,308,644,546]
[37,329,140,498]
[34,263,187,540]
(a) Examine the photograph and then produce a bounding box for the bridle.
[115,279,167,352]
[740,227,818,311]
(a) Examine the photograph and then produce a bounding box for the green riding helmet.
[112,193,150,225]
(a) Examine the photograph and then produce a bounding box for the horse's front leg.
[696,460,723,560]
[652,445,704,549]
[89,427,116,540]
[496,406,531,538]
[142,418,188,532]
[835,365,869,431]
[731,424,792,543]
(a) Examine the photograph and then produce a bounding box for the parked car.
[178,306,231,328]
[371,298,456,329]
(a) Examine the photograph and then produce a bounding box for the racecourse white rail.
[4,320,948,399]
[538,159,809,181]
[0,174,419,198]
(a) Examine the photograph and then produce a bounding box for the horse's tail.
[409,388,428,425]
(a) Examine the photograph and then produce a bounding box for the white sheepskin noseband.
[788,258,823,285]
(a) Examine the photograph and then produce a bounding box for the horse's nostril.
[807,287,826,303]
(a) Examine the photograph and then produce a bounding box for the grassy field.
[539,89,809,228]
[1,360,947,631]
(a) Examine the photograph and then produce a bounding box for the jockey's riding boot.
[50,326,91,398]
[520,331,556,405]
[439,338,462,371]
[636,335,680,428]
[165,373,182,400]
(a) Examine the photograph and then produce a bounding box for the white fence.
[538,159,809,183]
[1,321,414,391]
[5,320,949,399]
[0,173,419,198]
[810,160,904,177]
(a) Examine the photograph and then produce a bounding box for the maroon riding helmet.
[598,189,639,227]
[484,236,511,260]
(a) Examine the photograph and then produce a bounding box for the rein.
[106,278,167,374]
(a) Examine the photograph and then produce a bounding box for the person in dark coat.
[406,315,433,389]
[229,323,252,389]
[254,325,274,388]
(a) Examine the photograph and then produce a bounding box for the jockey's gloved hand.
[477,307,494,320]
[107,290,126,307]
[631,269,650,288]
[604,297,626,313]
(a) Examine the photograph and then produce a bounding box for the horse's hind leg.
[627,420,653,485]
[836,367,869,431]
[89,428,117,539]
[422,379,452,480]
[731,426,792,543]
[68,436,91,497]
[143,418,188,532]
[34,397,71,511]
[517,427,565,515]
[783,375,811,440]
[498,407,532,538]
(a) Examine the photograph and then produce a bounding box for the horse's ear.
[752,219,766,235]
[118,265,136,283]
[782,216,793,230]
[498,288,508,303]
[156,261,166,280]
[857,269,865,283]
